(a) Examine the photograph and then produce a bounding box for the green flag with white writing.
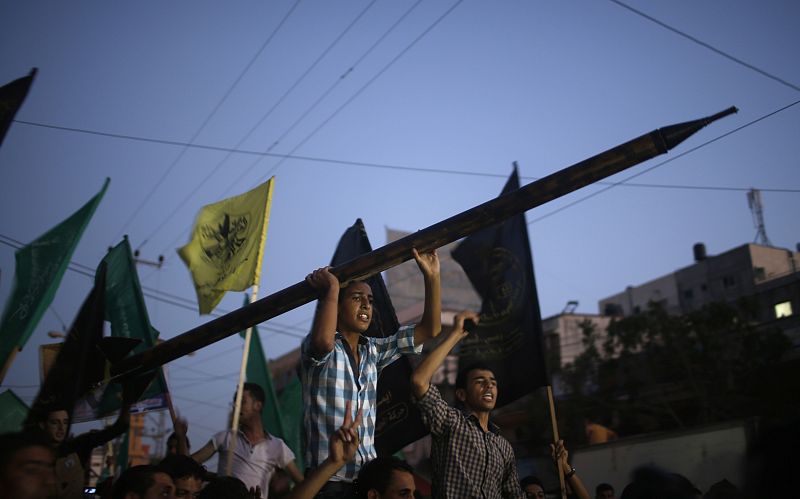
[0,178,109,382]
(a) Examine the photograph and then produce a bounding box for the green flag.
[73,237,169,421]
[0,178,109,382]
[0,389,29,433]
[277,375,304,471]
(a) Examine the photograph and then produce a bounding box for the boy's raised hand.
[329,400,363,466]
[412,248,440,278]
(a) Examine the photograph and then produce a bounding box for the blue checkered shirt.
[300,325,421,481]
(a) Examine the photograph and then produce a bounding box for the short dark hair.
[242,382,265,405]
[199,476,249,499]
[0,431,54,473]
[113,465,162,499]
[357,456,414,499]
[520,475,544,489]
[597,483,614,494]
[455,362,494,390]
[158,454,206,481]
[166,432,190,451]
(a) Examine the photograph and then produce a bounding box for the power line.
[0,235,308,341]
[151,0,434,260]
[527,98,800,226]
[212,0,427,200]
[608,0,800,93]
[12,121,799,195]
[112,0,305,242]
[251,0,466,186]
[139,0,382,250]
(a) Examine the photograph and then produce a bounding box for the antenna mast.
[747,188,772,246]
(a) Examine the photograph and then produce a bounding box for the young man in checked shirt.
[302,248,441,498]
[411,310,526,499]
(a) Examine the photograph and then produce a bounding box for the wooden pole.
[225,285,259,476]
[546,385,567,499]
[110,107,736,382]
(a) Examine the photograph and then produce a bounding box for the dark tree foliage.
[558,300,795,441]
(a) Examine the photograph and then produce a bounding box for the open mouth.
[358,313,370,322]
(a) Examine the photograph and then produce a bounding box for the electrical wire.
[139,0,383,250]
[112,0,305,242]
[12,120,799,195]
[526,98,800,226]
[608,0,800,93]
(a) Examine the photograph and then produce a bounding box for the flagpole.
[546,385,567,499]
[226,287,259,476]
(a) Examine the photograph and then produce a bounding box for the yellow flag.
[178,179,275,314]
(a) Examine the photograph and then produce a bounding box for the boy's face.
[456,369,497,412]
[337,282,373,335]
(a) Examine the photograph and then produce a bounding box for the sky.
[1,0,798,456]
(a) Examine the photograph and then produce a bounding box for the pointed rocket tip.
[705,106,738,124]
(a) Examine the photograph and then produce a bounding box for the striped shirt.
[416,384,525,499]
[300,325,421,481]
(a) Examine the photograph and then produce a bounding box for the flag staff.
[110,107,737,382]
[224,178,274,477]
[226,286,260,476]
[546,386,567,499]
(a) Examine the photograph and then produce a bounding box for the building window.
[775,301,793,319]
[754,266,766,281]
[723,275,736,288]
[683,289,694,299]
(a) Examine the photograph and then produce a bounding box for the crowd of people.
[0,249,786,498]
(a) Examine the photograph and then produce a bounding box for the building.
[599,242,800,346]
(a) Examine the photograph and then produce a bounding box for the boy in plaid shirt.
[301,248,441,498]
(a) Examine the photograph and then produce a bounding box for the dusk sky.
[1,1,798,456]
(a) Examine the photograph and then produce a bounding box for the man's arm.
[284,460,304,483]
[412,248,441,346]
[551,439,590,499]
[411,310,477,399]
[190,441,217,464]
[305,267,340,357]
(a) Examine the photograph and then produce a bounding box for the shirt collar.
[335,331,369,345]
[461,408,501,435]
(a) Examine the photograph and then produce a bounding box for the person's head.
[197,476,249,499]
[38,407,69,445]
[158,455,205,499]
[166,432,190,456]
[455,362,497,413]
[236,382,265,423]
[0,432,56,499]
[520,476,545,498]
[337,280,373,335]
[596,482,615,499]
[357,456,415,499]
[620,466,698,499]
[113,464,175,499]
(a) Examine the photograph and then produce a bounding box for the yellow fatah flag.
[178,179,275,314]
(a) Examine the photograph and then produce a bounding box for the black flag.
[451,166,549,406]
[26,262,107,426]
[0,68,37,149]
[329,219,428,455]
